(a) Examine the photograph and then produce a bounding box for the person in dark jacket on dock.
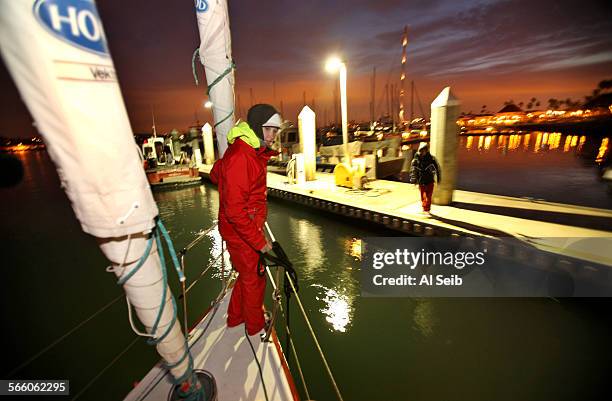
[210,104,281,337]
[409,143,441,214]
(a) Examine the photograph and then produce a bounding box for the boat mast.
[410,80,414,126]
[194,0,236,158]
[151,106,157,137]
[399,26,408,127]
[370,66,376,127]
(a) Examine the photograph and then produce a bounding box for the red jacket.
[210,138,276,251]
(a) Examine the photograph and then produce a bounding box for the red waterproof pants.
[419,183,434,212]
[225,239,266,335]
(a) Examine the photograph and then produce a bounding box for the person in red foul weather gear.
[409,142,441,214]
[209,104,281,336]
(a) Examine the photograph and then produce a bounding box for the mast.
[0,0,198,395]
[385,84,390,119]
[399,26,408,126]
[370,66,376,126]
[391,84,395,131]
[194,0,236,158]
[410,80,414,126]
[151,106,158,137]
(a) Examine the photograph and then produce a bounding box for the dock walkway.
[199,165,612,270]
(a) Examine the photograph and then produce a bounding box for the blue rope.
[117,219,204,400]
[191,46,236,130]
[117,236,154,286]
[157,220,184,282]
[191,48,200,86]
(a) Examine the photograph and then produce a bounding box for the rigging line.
[6,294,123,378]
[285,271,344,401]
[71,336,140,401]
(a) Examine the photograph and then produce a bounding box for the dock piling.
[202,123,215,165]
[430,87,460,205]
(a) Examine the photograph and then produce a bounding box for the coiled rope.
[117,219,202,401]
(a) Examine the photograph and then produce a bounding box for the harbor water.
[2,141,611,401]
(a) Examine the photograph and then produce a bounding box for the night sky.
[1,0,611,138]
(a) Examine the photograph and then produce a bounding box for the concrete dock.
[199,164,612,273]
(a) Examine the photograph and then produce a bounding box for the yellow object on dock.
[333,163,352,188]
[334,162,366,189]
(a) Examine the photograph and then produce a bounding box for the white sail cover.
[0,0,158,237]
[0,1,193,384]
[195,0,235,157]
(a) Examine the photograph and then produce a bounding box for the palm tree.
[547,98,559,109]
[598,79,612,91]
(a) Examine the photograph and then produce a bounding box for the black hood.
[247,104,278,140]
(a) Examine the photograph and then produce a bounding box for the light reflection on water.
[413,299,438,338]
[312,284,353,333]
[286,216,358,333]
[289,216,325,280]
[459,132,608,159]
[452,131,612,209]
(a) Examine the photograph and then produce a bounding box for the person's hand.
[259,240,273,254]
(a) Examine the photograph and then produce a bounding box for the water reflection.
[457,131,611,209]
[286,215,360,333]
[346,238,362,261]
[413,299,438,338]
[312,284,352,333]
[207,225,232,280]
[465,136,473,150]
[459,132,608,162]
[288,216,326,280]
[596,137,610,163]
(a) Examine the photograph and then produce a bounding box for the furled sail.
[0,0,194,388]
[194,0,235,157]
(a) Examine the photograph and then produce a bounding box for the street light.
[325,56,350,165]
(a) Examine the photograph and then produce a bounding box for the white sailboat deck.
[125,289,298,401]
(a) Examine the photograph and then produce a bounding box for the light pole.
[326,56,350,165]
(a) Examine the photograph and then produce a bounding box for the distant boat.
[141,137,201,189]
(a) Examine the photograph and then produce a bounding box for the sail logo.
[195,0,209,13]
[33,0,109,56]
